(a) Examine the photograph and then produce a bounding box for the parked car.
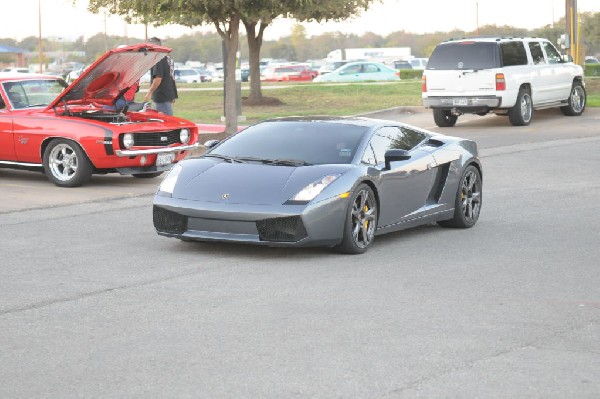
[64,64,91,83]
[585,56,599,64]
[393,60,413,69]
[174,68,202,83]
[153,117,482,254]
[313,61,400,83]
[260,64,316,82]
[422,37,586,127]
[140,70,151,84]
[241,67,250,82]
[1,67,30,74]
[0,44,199,187]
[318,60,351,75]
[408,58,428,70]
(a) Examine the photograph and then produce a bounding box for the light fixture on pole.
[38,0,43,73]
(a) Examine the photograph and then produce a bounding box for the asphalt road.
[1,108,599,398]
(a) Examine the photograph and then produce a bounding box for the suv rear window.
[427,42,499,70]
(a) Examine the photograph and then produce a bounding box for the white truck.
[422,37,586,127]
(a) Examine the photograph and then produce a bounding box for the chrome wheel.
[570,85,585,114]
[519,92,532,123]
[43,139,93,187]
[49,143,79,182]
[460,169,482,224]
[351,188,377,249]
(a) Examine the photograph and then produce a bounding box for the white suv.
[422,37,586,127]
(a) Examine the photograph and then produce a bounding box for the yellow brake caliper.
[363,205,369,229]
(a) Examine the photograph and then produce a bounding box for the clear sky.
[2,0,600,43]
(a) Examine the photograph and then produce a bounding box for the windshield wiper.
[204,154,244,163]
[242,158,313,166]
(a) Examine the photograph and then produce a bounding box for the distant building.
[0,44,29,67]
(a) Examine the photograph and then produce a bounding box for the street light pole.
[38,0,43,73]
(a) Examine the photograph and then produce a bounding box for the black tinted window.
[501,42,528,66]
[211,121,368,165]
[528,42,546,65]
[427,42,499,70]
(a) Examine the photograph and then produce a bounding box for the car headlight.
[180,128,190,144]
[158,163,182,195]
[123,133,134,149]
[288,174,340,203]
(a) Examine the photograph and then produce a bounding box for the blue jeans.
[154,102,174,116]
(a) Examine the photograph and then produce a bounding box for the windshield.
[210,121,369,165]
[427,42,499,70]
[2,79,67,109]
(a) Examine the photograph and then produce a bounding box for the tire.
[433,109,458,127]
[438,165,482,229]
[336,184,378,254]
[132,172,164,179]
[43,139,93,187]
[560,82,586,116]
[508,89,533,126]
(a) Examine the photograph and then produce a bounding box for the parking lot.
[1,108,599,397]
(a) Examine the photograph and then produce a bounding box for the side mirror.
[203,139,220,149]
[384,149,411,170]
[562,54,573,63]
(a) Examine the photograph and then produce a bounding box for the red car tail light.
[495,73,506,91]
[422,75,427,92]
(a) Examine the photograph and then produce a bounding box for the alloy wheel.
[460,170,482,224]
[351,188,377,248]
[49,143,79,182]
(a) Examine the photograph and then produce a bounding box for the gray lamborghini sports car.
[152,117,482,254]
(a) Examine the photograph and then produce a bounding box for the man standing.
[144,37,178,115]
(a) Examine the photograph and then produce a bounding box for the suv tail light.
[422,75,427,92]
[495,73,506,91]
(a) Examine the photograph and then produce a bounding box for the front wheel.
[43,139,93,187]
[508,89,533,126]
[438,165,482,228]
[560,82,586,116]
[336,184,378,254]
[433,109,458,127]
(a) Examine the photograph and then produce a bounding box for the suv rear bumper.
[423,96,502,109]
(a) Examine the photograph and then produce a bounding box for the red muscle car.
[260,64,318,82]
[0,44,198,187]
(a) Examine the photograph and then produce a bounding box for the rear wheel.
[433,109,458,127]
[438,165,482,228]
[43,139,93,187]
[508,89,533,126]
[337,184,378,254]
[560,82,586,116]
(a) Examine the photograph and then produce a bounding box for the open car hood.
[47,43,169,109]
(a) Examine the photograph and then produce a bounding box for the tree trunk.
[215,14,241,135]
[243,20,266,103]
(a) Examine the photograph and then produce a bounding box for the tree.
[241,0,378,103]
[88,0,242,134]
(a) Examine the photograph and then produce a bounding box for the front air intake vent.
[153,206,187,234]
[256,216,307,242]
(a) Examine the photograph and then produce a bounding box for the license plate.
[453,98,468,106]
[156,153,175,166]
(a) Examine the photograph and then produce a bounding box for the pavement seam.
[383,318,600,396]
